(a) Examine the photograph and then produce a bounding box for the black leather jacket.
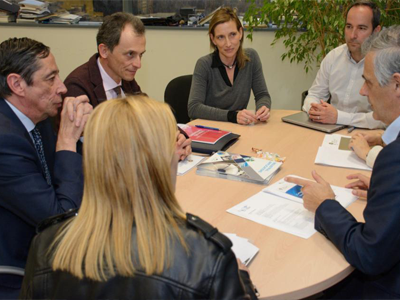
[20,211,258,300]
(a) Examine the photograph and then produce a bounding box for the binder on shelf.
[0,0,19,14]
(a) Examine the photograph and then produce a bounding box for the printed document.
[315,134,372,171]
[227,176,357,239]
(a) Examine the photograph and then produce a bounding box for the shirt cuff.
[336,110,350,125]
[366,146,383,168]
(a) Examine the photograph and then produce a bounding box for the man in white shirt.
[303,0,383,129]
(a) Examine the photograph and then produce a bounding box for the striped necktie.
[31,127,52,185]
[113,86,122,98]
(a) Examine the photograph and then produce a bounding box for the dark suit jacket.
[315,134,400,298]
[0,99,83,292]
[64,53,141,108]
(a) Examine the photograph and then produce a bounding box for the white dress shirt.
[382,114,400,145]
[4,99,35,143]
[365,115,400,168]
[303,44,384,129]
[97,58,125,100]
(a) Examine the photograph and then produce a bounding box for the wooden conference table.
[175,110,371,300]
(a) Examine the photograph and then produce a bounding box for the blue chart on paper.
[286,185,303,199]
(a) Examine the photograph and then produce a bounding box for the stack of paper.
[315,134,372,171]
[224,233,259,266]
[197,151,282,185]
[177,154,205,176]
[227,176,357,239]
[46,12,81,24]
[18,0,49,21]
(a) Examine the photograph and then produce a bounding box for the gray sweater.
[188,48,271,122]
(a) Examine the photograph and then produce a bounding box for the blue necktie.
[31,127,52,185]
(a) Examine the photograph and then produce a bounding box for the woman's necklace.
[222,60,237,69]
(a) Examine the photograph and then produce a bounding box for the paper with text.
[263,176,357,208]
[227,191,316,239]
[315,134,372,171]
[227,175,357,239]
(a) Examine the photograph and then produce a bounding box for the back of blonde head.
[51,95,186,281]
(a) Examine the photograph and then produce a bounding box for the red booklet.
[179,125,231,144]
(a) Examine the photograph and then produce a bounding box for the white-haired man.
[288,25,400,298]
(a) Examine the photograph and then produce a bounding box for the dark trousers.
[0,274,22,300]
[323,270,399,299]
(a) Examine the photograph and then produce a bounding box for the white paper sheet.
[227,191,316,239]
[315,134,372,171]
[321,134,350,149]
[224,233,259,266]
[177,154,205,175]
[263,176,357,208]
[315,146,372,171]
[227,176,357,239]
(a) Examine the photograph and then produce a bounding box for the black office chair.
[0,266,24,276]
[301,90,308,109]
[164,75,193,124]
[301,90,331,109]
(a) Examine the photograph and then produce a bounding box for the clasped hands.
[285,171,370,213]
[176,133,192,161]
[308,100,338,124]
[57,95,93,152]
[237,106,270,125]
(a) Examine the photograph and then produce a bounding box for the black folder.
[191,133,240,155]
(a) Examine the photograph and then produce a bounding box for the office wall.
[0,26,318,110]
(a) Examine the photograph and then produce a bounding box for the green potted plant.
[244,0,400,73]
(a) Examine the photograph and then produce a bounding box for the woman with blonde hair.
[188,7,272,125]
[20,95,257,300]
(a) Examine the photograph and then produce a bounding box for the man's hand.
[255,106,270,122]
[285,171,336,212]
[358,130,384,146]
[237,109,257,125]
[349,133,370,161]
[345,173,370,199]
[176,133,192,161]
[308,100,338,124]
[57,95,93,152]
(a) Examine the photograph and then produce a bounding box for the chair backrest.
[301,90,331,109]
[0,266,24,276]
[164,75,193,124]
[301,90,308,109]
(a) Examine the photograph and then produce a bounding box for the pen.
[195,125,220,131]
[348,126,356,133]
[178,127,189,139]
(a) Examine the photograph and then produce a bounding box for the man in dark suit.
[287,25,400,298]
[0,37,92,299]
[64,12,191,160]
[64,12,144,107]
